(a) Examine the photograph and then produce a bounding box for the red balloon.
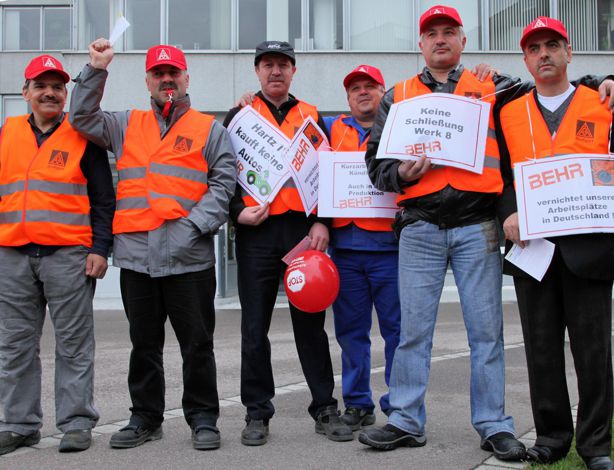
[284,250,340,313]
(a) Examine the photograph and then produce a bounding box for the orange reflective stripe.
[114,108,213,233]
[392,71,502,203]
[501,86,612,167]
[0,114,91,247]
[243,97,319,214]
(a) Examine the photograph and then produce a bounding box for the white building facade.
[1,0,613,297]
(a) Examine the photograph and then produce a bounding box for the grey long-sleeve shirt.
[69,64,236,277]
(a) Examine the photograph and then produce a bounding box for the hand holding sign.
[398,156,431,182]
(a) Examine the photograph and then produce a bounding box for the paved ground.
[0,298,601,470]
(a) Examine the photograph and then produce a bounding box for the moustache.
[159,84,177,92]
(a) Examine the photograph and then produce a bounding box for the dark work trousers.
[119,267,219,430]
[236,211,337,421]
[514,250,613,459]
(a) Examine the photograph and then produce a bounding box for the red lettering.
[528,163,585,190]
[292,140,309,171]
[528,174,542,190]
[404,140,442,156]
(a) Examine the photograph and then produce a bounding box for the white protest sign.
[227,106,291,205]
[284,116,329,215]
[376,93,491,174]
[109,15,131,46]
[514,154,614,240]
[318,151,398,218]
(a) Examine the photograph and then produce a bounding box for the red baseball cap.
[343,64,385,89]
[419,5,463,34]
[24,55,70,83]
[520,16,569,49]
[145,45,187,72]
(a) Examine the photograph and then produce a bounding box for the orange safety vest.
[329,115,392,232]
[393,70,502,203]
[0,115,92,247]
[243,96,319,215]
[500,85,612,166]
[113,108,213,234]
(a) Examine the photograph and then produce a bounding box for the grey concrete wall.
[1,50,612,114]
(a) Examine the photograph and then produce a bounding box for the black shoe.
[340,407,376,431]
[191,424,220,450]
[315,406,354,442]
[480,432,526,461]
[241,418,269,446]
[59,429,92,453]
[585,456,614,470]
[358,424,426,451]
[0,430,41,456]
[109,425,162,449]
[525,444,567,464]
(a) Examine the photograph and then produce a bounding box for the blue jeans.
[388,220,515,439]
[330,249,400,413]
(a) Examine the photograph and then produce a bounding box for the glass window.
[44,7,71,50]
[419,1,481,50]
[558,0,597,51]
[78,0,110,50]
[489,0,548,50]
[348,0,412,50]
[126,0,161,49]
[598,0,614,50]
[239,0,302,50]
[168,0,230,50]
[2,96,28,121]
[4,8,41,50]
[309,0,342,50]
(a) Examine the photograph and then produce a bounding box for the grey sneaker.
[0,430,41,455]
[315,405,354,442]
[109,425,162,449]
[59,429,92,453]
[241,419,269,446]
[340,407,376,431]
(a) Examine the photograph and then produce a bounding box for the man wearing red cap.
[358,4,531,460]
[0,55,115,455]
[224,40,352,446]
[498,17,614,470]
[321,65,401,431]
[69,41,236,450]
[360,4,613,461]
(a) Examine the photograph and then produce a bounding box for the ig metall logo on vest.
[173,136,193,153]
[576,120,595,142]
[48,150,68,168]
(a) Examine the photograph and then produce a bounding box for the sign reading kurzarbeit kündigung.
[514,154,614,240]
[376,93,491,174]
[227,105,291,205]
[318,151,398,218]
